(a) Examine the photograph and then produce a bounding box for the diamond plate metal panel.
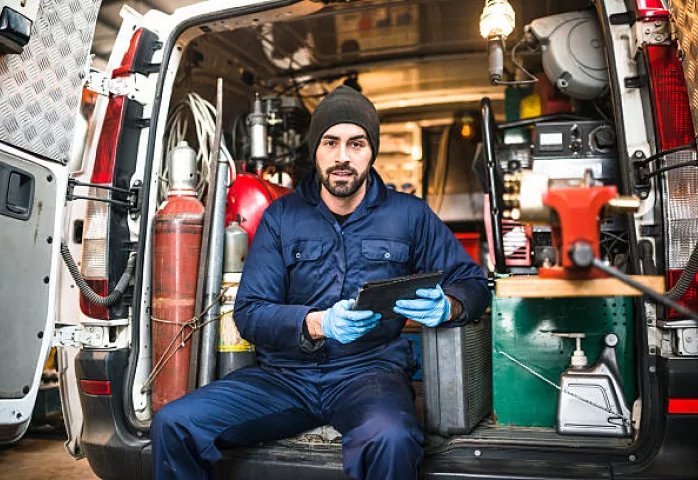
[0,0,100,164]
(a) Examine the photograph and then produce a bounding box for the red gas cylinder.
[151,142,204,411]
[226,172,291,245]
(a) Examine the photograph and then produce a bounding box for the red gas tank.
[151,142,204,411]
[226,173,292,245]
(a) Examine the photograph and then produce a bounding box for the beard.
[317,161,370,198]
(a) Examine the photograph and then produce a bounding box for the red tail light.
[635,0,670,19]
[79,279,110,319]
[92,95,126,184]
[79,30,145,319]
[112,29,144,79]
[668,398,698,414]
[646,44,698,319]
[646,45,693,149]
[79,94,127,319]
[80,380,112,396]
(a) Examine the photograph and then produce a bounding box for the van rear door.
[0,0,100,444]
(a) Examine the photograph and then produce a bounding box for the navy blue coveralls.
[151,169,489,479]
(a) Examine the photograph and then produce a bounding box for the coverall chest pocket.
[283,239,324,298]
[361,239,411,278]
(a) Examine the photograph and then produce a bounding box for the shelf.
[496,275,665,298]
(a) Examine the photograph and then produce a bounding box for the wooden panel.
[496,276,665,298]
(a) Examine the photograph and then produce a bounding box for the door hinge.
[85,69,151,104]
[53,324,119,349]
[85,69,110,97]
[53,325,84,348]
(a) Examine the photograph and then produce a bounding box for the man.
[151,85,489,479]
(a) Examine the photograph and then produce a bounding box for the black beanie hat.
[307,85,380,165]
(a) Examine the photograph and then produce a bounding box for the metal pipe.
[487,36,504,85]
[248,95,268,162]
[197,78,228,387]
[481,97,507,273]
[497,113,590,130]
[268,50,484,86]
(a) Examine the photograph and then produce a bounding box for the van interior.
[133,0,645,456]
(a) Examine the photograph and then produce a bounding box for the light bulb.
[480,0,515,39]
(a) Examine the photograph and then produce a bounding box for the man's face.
[315,123,373,198]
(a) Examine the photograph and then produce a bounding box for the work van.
[1,0,697,478]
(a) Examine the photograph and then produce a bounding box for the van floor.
[281,380,634,451]
[439,417,634,449]
[414,380,634,450]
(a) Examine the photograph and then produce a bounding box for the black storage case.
[422,317,492,435]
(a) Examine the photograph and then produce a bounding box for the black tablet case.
[354,271,443,319]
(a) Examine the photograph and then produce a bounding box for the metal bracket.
[129,180,142,219]
[610,12,635,26]
[141,62,161,75]
[640,224,662,237]
[134,118,151,129]
[675,328,698,356]
[66,178,142,218]
[624,76,643,88]
[631,151,651,199]
[85,69,110,97]
[53,325,83,348]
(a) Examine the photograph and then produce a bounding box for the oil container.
[556,333,633,437]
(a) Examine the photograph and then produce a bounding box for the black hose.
[60,242,136,307]
[591,258,698,322]
[668,240,698,300]
[646,159,698,178]
[481,97,507,273]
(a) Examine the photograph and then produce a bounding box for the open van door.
[0,0,100,444]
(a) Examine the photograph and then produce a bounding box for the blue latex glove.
[393,284,451,327]
[321,299,381,344]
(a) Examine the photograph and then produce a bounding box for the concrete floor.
[0,433,97,480]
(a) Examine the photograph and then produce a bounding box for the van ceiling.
[177,0,591,118]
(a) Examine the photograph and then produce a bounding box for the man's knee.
[349,413,422,452]
[151,399,189,442]
[374,422,421,452]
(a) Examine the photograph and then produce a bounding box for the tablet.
[354,271,444,319]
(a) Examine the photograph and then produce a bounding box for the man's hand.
[393,284,455,327]
[315,299,380,344]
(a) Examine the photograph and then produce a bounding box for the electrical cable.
[493,38,539,86]
[645,159,698,178]
[593,100,612,124]
[61,243,136,307]
[668,240,698,301]
[231,114,243,161]
[634,140,696,167]
[591,258,698,322]
[163,92,234,202]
